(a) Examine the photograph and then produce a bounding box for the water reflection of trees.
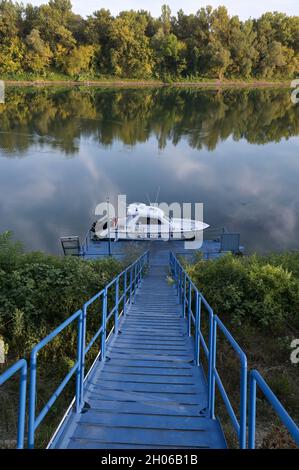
[0,87,298,155]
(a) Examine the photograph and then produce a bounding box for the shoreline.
[2,79,292,88]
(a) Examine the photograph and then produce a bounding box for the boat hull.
[92,229,200,241]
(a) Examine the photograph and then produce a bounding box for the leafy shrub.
[0,232,123,361]
[187,252,299,331]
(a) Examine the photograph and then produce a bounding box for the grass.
[0,71,292,88]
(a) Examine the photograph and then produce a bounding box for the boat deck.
[81,238,231,262]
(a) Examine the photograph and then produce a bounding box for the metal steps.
[51,257,226,449]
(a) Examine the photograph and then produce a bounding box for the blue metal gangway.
[1,249,299,449]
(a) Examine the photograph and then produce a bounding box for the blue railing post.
[129,267,133,303]
[209,316,216,419]
[195,293,201,365]
[138,259,141,286]
[28,350,37,449]
[0,359,27,449]
[182,274,186,317]
[101,288,107,362]
[133,264,137,300]
[123,271,127,316]
[140,255,143,280]
[178,268,181,301]
[211,316,248,449]
[188,281,192,336]
[248,373,257,449]
[79,305,87,408]
[115,277,119,334]
[17,361,27,449]
[175,262,179,294]
[75,309,84,412]
[239,361,248,449]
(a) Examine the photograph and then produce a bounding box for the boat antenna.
[145,192,151,205]
[154,186,160,206]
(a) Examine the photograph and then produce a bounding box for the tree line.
[0,0,298,80]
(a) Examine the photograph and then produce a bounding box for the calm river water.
[0,86,298,254]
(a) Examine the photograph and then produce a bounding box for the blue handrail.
[27,250,149,448]
[169,251,247,449]
[78,251,149,409]
[212,315,247,449]
[0,359,27,449]
[248,370,299,449]
[28,308,83,449]
[169,252,215,417]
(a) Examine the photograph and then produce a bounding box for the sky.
[27,0,298,19]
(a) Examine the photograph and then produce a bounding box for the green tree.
[0,37,25,73]
[227,18,257,78]
[25,28,53,74]
[85,9,113,73]
[0,0,23,43]
[108,11,153,78]
[62,44,95,77]
[160,4,171,34]
[151,28,186,79]
[33,0,75,48]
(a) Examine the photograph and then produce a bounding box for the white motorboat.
[92,203,209,241]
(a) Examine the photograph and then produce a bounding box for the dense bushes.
[0,231,122,360]
[186,252,299,447]
[187,252,299,332]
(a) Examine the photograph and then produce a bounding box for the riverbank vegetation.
[0,1,298,81]
[186,252,299,448]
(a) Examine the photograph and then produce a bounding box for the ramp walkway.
[1,250,299,449]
